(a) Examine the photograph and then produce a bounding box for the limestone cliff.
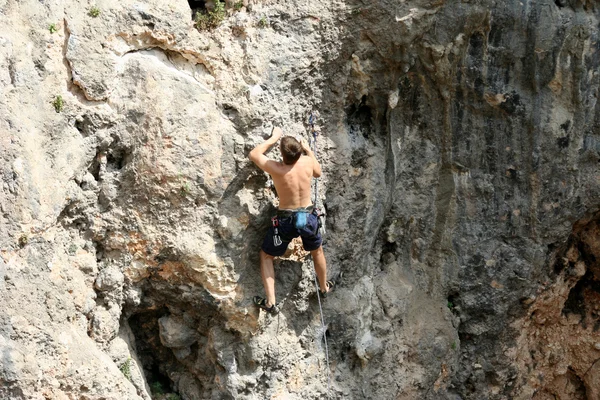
[2,0,600,399]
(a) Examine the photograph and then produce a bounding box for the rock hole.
[565,367,587,399]
[556,135,570,149]
[106,138,132,171]
[88,157,101,181]
[125,278,227,398]
[106,149,128,171]
[447,292,460,312]
[380,240,397,264]
[554,0,567,8]
[75,115,94,137]
[128,308,181,397]
[94,241,105,261]
[346,95,373,140]
[187,0,207,18]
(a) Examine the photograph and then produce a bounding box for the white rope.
[309,112,331,398]
[313,264,331,398]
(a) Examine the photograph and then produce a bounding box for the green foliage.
[234,1,243,11]
[194,0,225,31]
[150,381,165,395]
[52,95,64,113]
[68,243,78,255]
[447,301,454,309]
[88,6,101,18]
[166,395,181,400]
[49,23,58,33]
[180,181,191,196]
[351,7,362,15]
[451,341,457,350]
[119,358,132,381]
[258,16,268,28]
[18,234,28,248]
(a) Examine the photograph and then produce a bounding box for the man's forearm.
[250,136,278,158]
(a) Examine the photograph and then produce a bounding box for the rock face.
[2,0,600,399]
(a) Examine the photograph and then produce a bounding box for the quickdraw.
[271,216,282,246]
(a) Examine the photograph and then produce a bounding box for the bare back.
[271,156,314,209]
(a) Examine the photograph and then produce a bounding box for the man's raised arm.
[249,127,283,174]
[300,138,322,178]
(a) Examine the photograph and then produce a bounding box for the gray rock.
[94,265,124,292]
[158,315,200,349]
[2,0,600,399]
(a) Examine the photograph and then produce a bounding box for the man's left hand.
[271,126,283,142]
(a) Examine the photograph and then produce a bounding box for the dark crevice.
[125,277,229,398]
[155,246,181,263]
[106,136,132,172]
[93,240,105,262]
[380,240,397,264]
[88,156,101,181]
[128,308,180,396]
[187,0,207,18]
[554,0,567,8]
[346,95,374,139]
[566,366,587,399]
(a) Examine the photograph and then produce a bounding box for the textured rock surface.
[2,0,600,399]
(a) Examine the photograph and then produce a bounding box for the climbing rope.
[308,111,331,398]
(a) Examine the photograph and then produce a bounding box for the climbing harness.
[308,111,331,398]
[271,206,313,245]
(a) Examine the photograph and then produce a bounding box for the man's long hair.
[280,136,302,165]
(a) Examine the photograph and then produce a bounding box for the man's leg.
[260,250,276,307]
[310,246,329,293]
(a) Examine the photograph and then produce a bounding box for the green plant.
[52,95,64,113]
[451,341,457,350]
[119,357,132,381]
[351,7,362,15]
[88,6,101,17]
[68,243,78,255]
[180,181,191,196]
[49,23,58,33]
[234,1,243,11]
[150,381,165,395]
[258,15,268,28]
[18,234,28,248]
[194,0,225,31]
[447,301,454,309]
[166,394,181,400]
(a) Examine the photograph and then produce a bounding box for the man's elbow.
[313,170,322,178]
[248,151,258,163]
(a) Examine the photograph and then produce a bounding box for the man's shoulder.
[267,160,286,175]
[297,156,314,175]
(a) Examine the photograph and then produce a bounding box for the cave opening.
[187,0,207,18]
[128,308,179,396]
[187,0,206,10]
[125,276,225,399]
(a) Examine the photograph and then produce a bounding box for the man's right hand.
[300,138,311,153]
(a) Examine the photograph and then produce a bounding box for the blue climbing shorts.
[261,209,322,257]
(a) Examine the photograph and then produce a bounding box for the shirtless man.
[249,127,332,313]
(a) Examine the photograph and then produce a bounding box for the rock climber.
[249,127,333,313]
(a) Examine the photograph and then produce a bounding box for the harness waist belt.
[276,205,314,218]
